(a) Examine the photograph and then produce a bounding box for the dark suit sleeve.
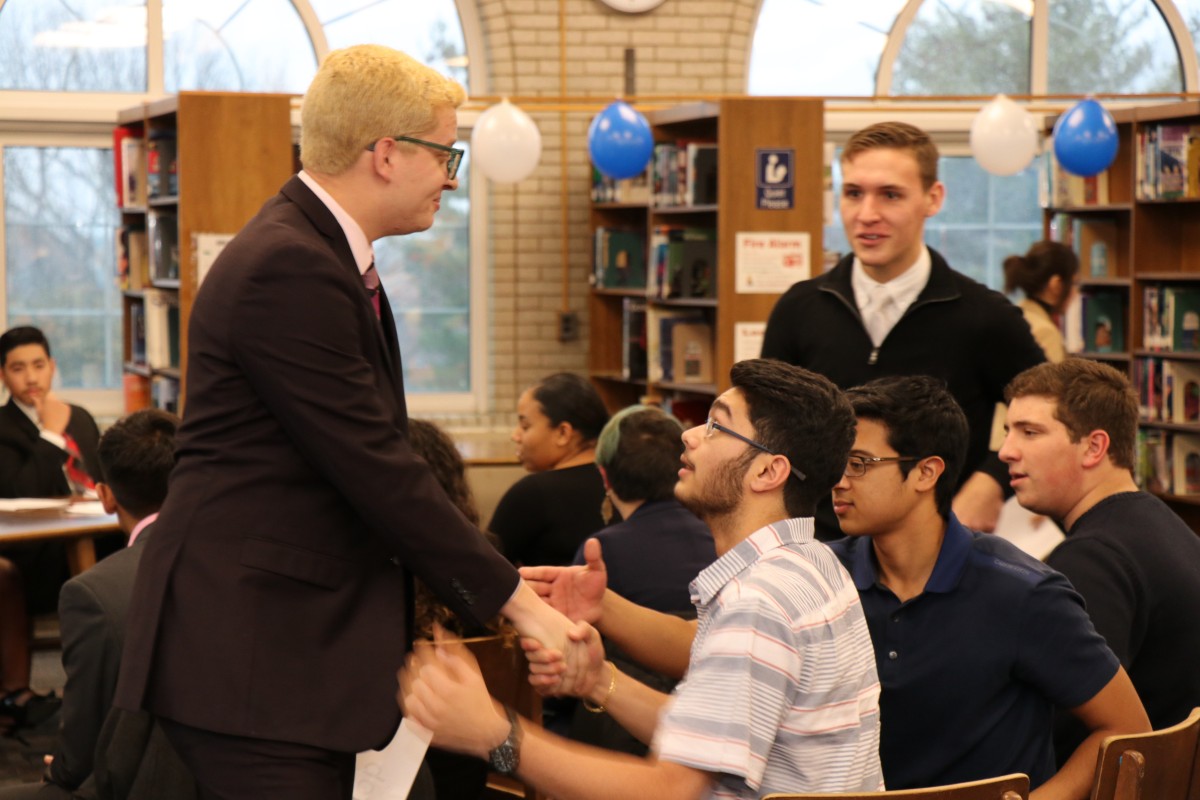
[49,577,121,791]
[0,416,69,498]
[229,243,518,623]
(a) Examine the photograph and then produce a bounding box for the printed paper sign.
[735,232,810,293]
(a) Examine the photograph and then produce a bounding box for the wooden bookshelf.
[114,92,294,413]
[587,98,825,422]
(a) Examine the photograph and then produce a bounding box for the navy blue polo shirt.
[829,515,1118,790]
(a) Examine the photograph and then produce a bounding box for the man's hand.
[398,626,511,759]
[34,391,71,436]
[518,537,608,624]
[952,471,1005,532]
[523,621,606,697]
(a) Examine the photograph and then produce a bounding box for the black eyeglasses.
[366,135,464,181]
[704,418,807,482]
[844,455,921,478]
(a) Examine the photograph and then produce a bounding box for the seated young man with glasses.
[401,359,884,799]
[829,375,1148,797]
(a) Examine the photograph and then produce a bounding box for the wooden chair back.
[464,633,542,800]
[763,773,1028,800]
[1090,707,1200,800]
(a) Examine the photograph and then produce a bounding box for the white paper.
[65,501,109,516]
[353,718,434,800]
[194,233,234,288]
[734,322,766,363]
[735,232,811,293]
[0,498,71,512]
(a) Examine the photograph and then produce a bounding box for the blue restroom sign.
[756,148,794,210]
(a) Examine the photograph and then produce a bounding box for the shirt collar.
[690,517,815,606]
[297,170,375,276]
[12,397,39,427]
[847,513,972,595]
[127,511,159,547]
[850,246,932,315]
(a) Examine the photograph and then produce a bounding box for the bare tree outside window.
[0,0,145,91]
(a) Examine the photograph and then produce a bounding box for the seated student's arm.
[1031,667,1149,800]
[520,538,696,680]
[400,633,712,800]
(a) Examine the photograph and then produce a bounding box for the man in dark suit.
[0,409,195,800]
[0,326,100,735]
[0,326,101,499]
[114,45,580,800]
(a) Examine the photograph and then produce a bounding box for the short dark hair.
[407,418,479,526]
[595,405,685,503]
[1003,241,1080,314]
[846,376,969,519]
[730,359,855,517]
[0,326,50,367]
[98,409,179,519]
[531,372,610,443]
[1005,359,1137,470]
[842,121,939,189]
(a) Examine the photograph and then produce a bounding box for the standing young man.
[1001,359,1200,755]
[761,122,1044,535]
[831,375,1148,797]
[115,46,580,799]
[402,360,884,799]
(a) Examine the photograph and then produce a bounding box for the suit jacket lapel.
[2,399,39,443]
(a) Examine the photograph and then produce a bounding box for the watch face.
[489,742,518,775]
[597,0,667,12]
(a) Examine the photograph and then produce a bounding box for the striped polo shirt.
[654,517,884,798]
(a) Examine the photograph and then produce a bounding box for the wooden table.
[0,507,121,574]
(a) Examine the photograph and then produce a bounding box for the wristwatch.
[488,706,522,776]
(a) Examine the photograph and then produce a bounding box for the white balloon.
[471,99,543,183]
[970,94,1040,177]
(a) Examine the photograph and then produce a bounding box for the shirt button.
[890,615,900,623]
[888,650,898,660]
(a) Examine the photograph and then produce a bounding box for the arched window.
[0,0,481,415]
[750,0,1199,291]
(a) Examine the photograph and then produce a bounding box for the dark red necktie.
[362,262,381,320]
[62,434,95,494]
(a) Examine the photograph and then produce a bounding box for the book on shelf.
[1157,124,1191,200]
[123,373,151,413]
[128,300,147,367]
[661,320,714,384]
[1136,357,1164,421]
[150,375,180,415]
[652,139,717,207]
[1163,359,1200,423]
[647,308,704,383]
[1166,286,1200,351]
[649,225,716,299]
[593,228,647,289]
[148,212,179,282]
[117,223,149,291]
[665,238,717,299]
[1136,428,1172,494]
[621,298,648,381]
[144,289,180,370]
[146,129,178,199]
[1041,137,1109,207]
[1081,291,1124,352]
[591,167,650,204]
[1172,433,1200,495]
[114,126,146,209]
[683,143,718,206]
[1073,218,1119,278]
[1144,285,1169,351]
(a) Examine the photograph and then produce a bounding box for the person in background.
[831,375,1147,797]
[490,372,611,567]
[403,359,883,800]
[1001,359,1200,762]
[1003,240,1079,363]
[567,405,714,755]
[113,45,581,800]
[761,122,1045,537]
[0,408,195,800]
[0,325,101,736]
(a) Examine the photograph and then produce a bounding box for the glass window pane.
[748,0,905,96]
[378,145,472,394]
[1175,0,1200,78]
[824,150,1041,291]
[1048,0,1181,93]
[163,0,316,93]
[317,0,470,90]
[4,147,121,390]
[892,0,1031,95]
[0,0,146,92]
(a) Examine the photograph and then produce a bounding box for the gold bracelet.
[582,661,617,714]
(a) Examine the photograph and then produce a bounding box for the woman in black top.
[489,372,611,566]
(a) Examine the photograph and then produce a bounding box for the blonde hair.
[300,45,466,175]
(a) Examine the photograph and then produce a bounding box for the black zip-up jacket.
[762,248,1045,536]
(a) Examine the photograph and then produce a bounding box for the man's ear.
[750,453,792,494]
[910,455,946,494]
[97,483,118,515]
[1081,430,1111,468]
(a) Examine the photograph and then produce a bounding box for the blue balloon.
[1052,99,1119,178]
[588,101,654,180]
